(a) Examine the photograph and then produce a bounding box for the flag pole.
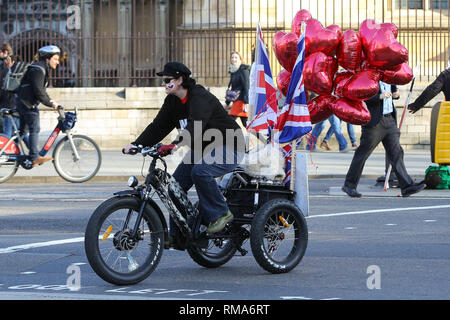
[383,62,420,191]
[290,141,296,191]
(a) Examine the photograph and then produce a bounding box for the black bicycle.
[0,106,102,183]
[84,144,308,285]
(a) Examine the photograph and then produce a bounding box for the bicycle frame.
[0,115,29,162]
[1,107,79,163]
[118,146,200,243]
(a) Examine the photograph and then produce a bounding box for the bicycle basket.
[62,112,77,130]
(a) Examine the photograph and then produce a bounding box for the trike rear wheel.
[250,199,308,274]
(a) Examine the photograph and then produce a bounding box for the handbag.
[225,80,240,102]
[225,89,240,102]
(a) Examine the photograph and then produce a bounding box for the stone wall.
[34,84,442,150]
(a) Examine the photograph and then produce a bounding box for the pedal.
[237,247,248,256]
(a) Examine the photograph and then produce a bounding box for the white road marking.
[306,204,450,219]
[0,237,84,254]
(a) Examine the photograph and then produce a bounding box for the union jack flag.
[275,22,311,186]
[275,22,311,144]
[247,23,278,134]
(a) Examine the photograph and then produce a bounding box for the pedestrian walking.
[321,121,358,151]
[306,115,350,152]
[342,81,425,198]
[225,51,250,127]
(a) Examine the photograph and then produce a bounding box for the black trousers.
[344,114,413,190]
[16,101,40,161]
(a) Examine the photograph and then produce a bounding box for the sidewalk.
[7,148,434,182]
[5,148,449,198]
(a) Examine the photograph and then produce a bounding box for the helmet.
[38,45,61,60]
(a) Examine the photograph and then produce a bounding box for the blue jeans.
[324,121,357,145]
[168,147,239,236]
[2,115,20,138]
[307,115,348,151]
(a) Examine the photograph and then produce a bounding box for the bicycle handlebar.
[122,143,163,158]
[57,106,65,119]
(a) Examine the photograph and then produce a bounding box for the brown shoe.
[32,156,53,167]
[319,140,331,151]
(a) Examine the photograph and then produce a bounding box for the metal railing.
[0,0,448,87]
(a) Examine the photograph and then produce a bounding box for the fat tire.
[250,199,308,274]
[187,238,237,268]
[85,196,164,285]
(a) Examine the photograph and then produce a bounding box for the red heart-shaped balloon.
[292,9,312,36]
[331,98,371,125]
[305,19,340,56]
[342,69,381,101]
[304,51,338,95]
[381,22,398,38]
[307,95,335,124]
[359,19,380,55]
[273,31,298,72]
[326,24,343,38]
[360,20,400,55]
[276,69,291,97]
[337,29,362,72]
[333,70,354,97]
[381,62,413,85]
[367,28,408,68]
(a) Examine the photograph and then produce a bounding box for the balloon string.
[305,133,319,175]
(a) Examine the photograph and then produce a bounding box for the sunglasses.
[163,78,176,84]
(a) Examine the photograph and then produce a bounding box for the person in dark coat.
[123,62,245,247]
[407,68,450,113]
[225,51,250,127]
[342,81,425,198]
[16,45,60,167]
[0,55,22,138]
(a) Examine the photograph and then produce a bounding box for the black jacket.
[17,61,53,108]
[409,68,450,111]
[133,84,244,152]
[0,65,15,109]
[227,64,250,105]
[364,85,399,127]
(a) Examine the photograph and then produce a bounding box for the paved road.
[1,180,449,301]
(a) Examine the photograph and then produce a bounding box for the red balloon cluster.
[274,10,413,125]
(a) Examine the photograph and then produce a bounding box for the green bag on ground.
[424,165,450,189]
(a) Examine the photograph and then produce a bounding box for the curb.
[4,174,426,184]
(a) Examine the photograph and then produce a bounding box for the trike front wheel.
[84,196,164,285]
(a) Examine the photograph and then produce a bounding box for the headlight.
[128,176,138,188]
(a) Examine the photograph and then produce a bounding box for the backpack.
[2,61,31,93]
[424,165,450,189]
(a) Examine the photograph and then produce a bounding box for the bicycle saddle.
[0,108,18,116]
